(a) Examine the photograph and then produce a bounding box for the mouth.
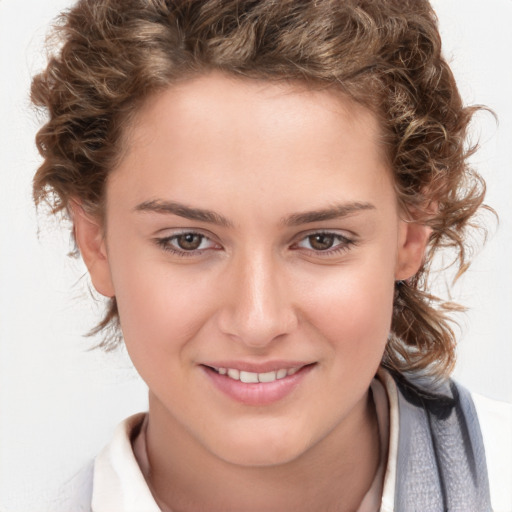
[207,365,304,383]
[201,362,316,405]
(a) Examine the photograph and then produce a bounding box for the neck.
[139,391,381,512]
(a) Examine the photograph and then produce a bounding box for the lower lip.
[202,365,315,406]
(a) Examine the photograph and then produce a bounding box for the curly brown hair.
[31,0,487,377]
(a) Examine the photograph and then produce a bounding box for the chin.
[204,425,313,468]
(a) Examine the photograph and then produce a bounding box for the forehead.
[123,71,386,163]
[109,72,394,219]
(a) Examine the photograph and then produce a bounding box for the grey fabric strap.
[394,376,492,512]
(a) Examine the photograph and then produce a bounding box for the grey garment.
[394,374,492,512]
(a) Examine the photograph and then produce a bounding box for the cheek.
[110,266,224,402]
[108,251,216,362]
[298,260,395,361]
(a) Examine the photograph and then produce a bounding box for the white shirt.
[61,371,512,511]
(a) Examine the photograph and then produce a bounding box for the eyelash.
[154,230,356,257]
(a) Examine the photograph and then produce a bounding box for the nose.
[217,250,298,348]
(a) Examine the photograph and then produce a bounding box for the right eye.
[155,231,220,256]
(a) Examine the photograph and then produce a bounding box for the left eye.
[296,232,352,252]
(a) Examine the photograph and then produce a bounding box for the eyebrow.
[134,199,375,227]
[134,200,233,227]
[282,202,376,226]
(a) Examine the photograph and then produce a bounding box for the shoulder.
[50,412,151,512]
[472,392,512,512]
[91,412,161,511]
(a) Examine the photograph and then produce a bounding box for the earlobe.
[70,202,115,298]
[395,220,431,281]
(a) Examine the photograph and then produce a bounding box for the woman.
[31,0,511,510]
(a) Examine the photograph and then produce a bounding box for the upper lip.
[201,361,314,373]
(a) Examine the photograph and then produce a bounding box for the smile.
[211,366,301,383]
[202,363,316,406]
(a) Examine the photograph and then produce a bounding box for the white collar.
[92,371,399,512]
[92,412,160,512]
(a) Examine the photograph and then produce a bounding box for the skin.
[74,72,429,511]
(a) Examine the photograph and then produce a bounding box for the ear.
[395,220,431,280]
[70,202,115,298]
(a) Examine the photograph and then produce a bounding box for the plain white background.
[1,0,511,510]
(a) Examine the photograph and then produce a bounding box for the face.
[76,72,427,467]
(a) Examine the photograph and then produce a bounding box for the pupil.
[178,234,202,250]
[310,234,334,250]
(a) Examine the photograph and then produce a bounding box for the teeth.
[227,368,240,380]
[258,371,277,383]
[276,369,287,379]
[240,371,259,383]
[214,366,302,383]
